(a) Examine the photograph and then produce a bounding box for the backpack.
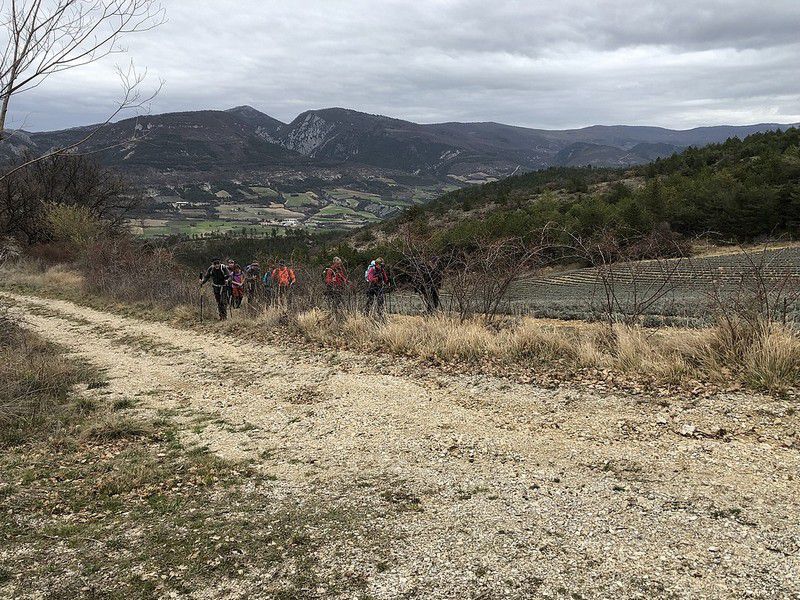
[364,260,375,282]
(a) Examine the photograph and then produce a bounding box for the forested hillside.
[395,128,800,248]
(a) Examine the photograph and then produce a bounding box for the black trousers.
[212,286,227,319]
[325,287,344,312]
[364,286,385,315]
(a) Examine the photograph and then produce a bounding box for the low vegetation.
[290,310,798,393]
[3,259,798,394]
[0,301,390,597]
[413,128,800,250]
[0,306,103,446]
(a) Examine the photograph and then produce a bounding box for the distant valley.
[3,106,796,237]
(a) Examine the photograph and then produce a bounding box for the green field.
[136,218,256,239]
[216,203,269,221]
[285,192,320,209]
[315,205,380,221]
[327,188,382,202]
[249,186,280,198]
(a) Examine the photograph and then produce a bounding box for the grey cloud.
[7,0,800,131]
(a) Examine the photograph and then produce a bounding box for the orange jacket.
[324,264,349,288]
[271,267,295,287]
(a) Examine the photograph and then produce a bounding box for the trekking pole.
[198,272,204,323]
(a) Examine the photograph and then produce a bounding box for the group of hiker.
[199,256,390,320]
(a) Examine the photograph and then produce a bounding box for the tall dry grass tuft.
[294,308,329,343]
[338,314,376,346]
[741,325,800,392]
[502,318,578,364]
[0,260,84,294]
[253,306,285,329]
[434,318,494,362]
[372,315,429,355]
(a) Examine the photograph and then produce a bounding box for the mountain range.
[4,105,796,180]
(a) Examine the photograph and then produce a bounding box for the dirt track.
[6,291,800,599]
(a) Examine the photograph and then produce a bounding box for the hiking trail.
[5,291,799,599]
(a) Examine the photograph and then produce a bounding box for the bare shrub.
[394,226,452,314]
[0,155,141,244]
[704,243,800,339]
[83,237,196,310]
[566,228,690,328]
[447,236,546,323]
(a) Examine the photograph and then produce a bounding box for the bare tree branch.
[0,0,165,171]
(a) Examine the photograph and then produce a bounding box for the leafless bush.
[566,228,690,328]
[83,236,196,309]
[446,235,548,323]
[0,155,140,244]
[394,225,455,314]
[702,243,800,360]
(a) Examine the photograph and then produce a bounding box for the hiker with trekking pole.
[364,257,390,317]
[199,258,231,320]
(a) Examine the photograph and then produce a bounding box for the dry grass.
[502,319,579,364]
[81,415,155,441]
[742,325,800,392]
[288,309,799,392]
[1,257,796,393]
[1,261,84,293]
[0,317,102,446]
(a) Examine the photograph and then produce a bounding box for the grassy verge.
[0,308,391,598]
[2,261,798,395]
[290,309,799,394]
[0,312,105,447]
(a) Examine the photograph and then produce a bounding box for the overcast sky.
[9,0,800,131]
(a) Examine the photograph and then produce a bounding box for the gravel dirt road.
[6,291,799,599]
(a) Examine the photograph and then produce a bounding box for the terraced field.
[133,175,461,238]
[507,246,800,324]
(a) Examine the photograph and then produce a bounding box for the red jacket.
[366,264,388,286]
[325,264,349,288]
